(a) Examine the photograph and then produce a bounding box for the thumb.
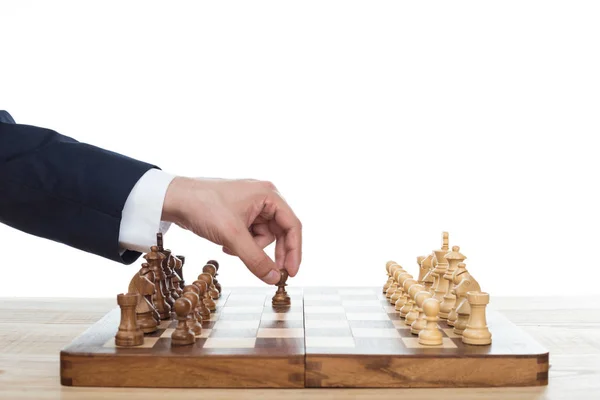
[227,226,280,285]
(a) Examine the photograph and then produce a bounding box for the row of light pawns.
[383,232,492,346]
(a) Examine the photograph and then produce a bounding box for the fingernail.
[265,270,280,284]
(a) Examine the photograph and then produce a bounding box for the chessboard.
[60,286,549,388]
[61,232,550,388]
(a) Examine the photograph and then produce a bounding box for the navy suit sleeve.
[0,116,157,264]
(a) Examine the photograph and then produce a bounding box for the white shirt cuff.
[119,168,176,254]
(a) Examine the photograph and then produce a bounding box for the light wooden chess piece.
[394,273,413,311]
[144,246,171,320]
[202,264,221,299]
[115,293,144,347]
[462,291,492,346]
[385,264,403,299]
[416,255,427,283]
[192,280,211,320]
[399,278,418,318]
[411,290,433,335]
[272,270,291,306]
[390,269,412,311]
[446,251,466,326]
[433,257,450,309]
[418,298,443,346]
[405,283,425,326]
[383,261,398,293]
[182,291,203,336]
[420,254,434,292]
[390,269,408,305]
[171,297,196,346]
[452,262,481,335]
[206,260,222,294]
[196,274,217,312]
[127,266,158,333]
[439,246,464,319]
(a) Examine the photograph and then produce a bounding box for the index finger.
[272,197,302,277]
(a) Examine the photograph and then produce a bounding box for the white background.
[1,1,599,297]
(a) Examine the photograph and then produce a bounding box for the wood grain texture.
[60,289,305,388]
[1,295,599,399]
[302,288,548,388]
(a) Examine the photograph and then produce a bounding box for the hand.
[161,177,302,284]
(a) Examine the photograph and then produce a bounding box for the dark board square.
[255,338,305,349]
[262,305,303,314]
[260,320,304,329]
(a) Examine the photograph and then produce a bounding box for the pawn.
[462,292,492,346]
[182,292,203,336]
[202,264,221,299]
[206,260,222,294]
[405,284,424,326]
[400,278,418,317]
[418,298,443,346]
[183,284,203,322]
[171,297,196,346]
[411,290,432,335]
[272,270,291,306]
[193,279,214,315]
[198,273,219,305]
[115,293,144,347]
[383,261,398,293]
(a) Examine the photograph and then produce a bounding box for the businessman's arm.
[0,117,157,263]
[0,113,302,283]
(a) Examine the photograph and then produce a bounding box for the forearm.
[0,121,157,263]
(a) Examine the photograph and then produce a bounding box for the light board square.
[222,306,264,314]
[346,313,390,321]
[304,306,346,314]
[212,320,260,330]
[257,328,304,338]
[351,328,402,338]
[305,320,350,329]
[306,337,356,348]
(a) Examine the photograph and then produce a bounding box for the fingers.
[267,198,302,277]
[226,223,280,285]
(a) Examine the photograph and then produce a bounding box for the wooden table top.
[1,295,598,399]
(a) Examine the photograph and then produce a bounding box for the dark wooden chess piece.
[202,264,221,299]
[115,293,144,347]
[171,297,196,346]
[272,270,291,307]
[182,291,202,336]
[175,255,186,290]
[145,246,171,320]
[127,265,158,333]
[207,260,222,294]
[183,284,204,323]
[197,273,218,309]
[156,233,176,308]
[192,280,211,320]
